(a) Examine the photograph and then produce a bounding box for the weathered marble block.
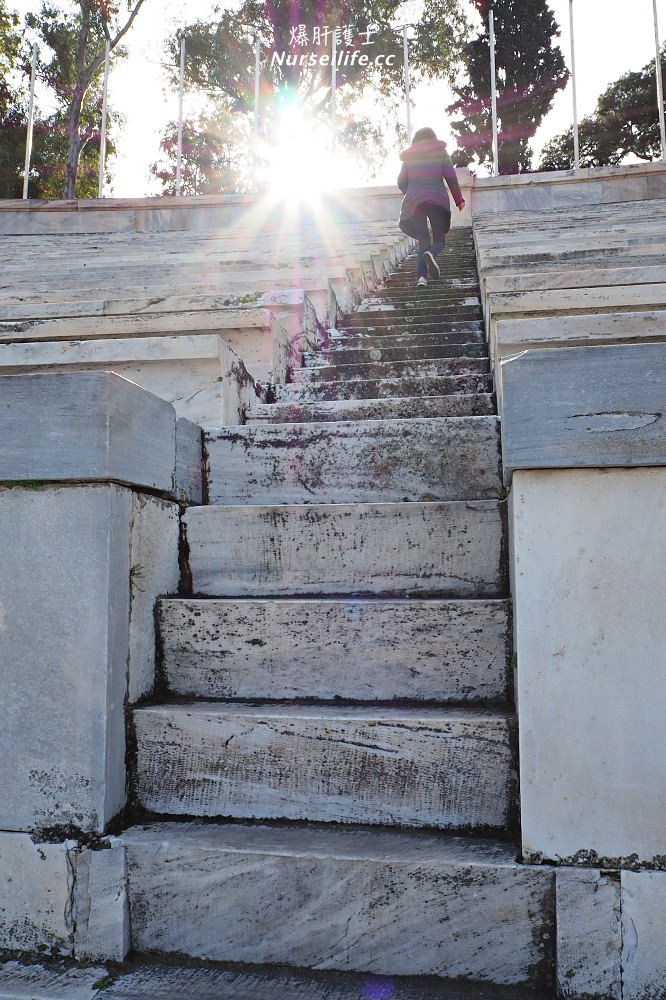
[556,869,621,999]
[492,308,666,367]
[0,834,73,955]
[133,702,516,829]
[121,822,553,985]
[205,416,502,505]
[0,484,179,832]
[0,335,255,428]
[0,834,128,961]
[0,961,109,998]
[622,870,666,1000]
[512,468,666,865]
[0,371,175,491]
[127,494,180,703]
[0,485,130,832]
[184,500,507,599]
[158,597,510,702]
[73,843,129,962]
[501,343,666,477]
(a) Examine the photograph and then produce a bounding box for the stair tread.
[274,373,492,402]
[133,700,515,828]
[0,960,555,1000]
[247,393,495,422]
[136,701,514,721]
[121,819,519,863]
[159,595,510,704]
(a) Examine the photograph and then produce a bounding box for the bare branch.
[85,0,146,81]
[109,0,147,53]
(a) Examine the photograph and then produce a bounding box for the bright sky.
[14,0,666,195]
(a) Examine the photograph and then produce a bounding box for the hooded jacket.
[397,138,464,223]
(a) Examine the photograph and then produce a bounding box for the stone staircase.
[124,227,555,990]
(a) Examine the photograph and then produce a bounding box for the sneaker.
[423,251,440,279]
[416,276,427,288]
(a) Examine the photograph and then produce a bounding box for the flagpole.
[98,41,110,197]
[488,5,499,174]
[653,0,666,161]
[22,43,38,200]
[403,26,411,141]
[569,0,580,169]
[176,35,185,196]
[254,37,261,131]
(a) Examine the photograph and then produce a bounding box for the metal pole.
[569,0,579,169]
[331,32,337,154]
[176,35,185,196]
[653,0,666,161]
[488,7,499,174]
[22,42,37,200]
[254,37,260,131]
[98,41,110,197]
[403,26,411,141]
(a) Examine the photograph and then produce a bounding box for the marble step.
[183,500,507,598]
[329,320,485,341]
[376,286,481,301]
[0,959,555,999]
[158,597,511,702]
[293,357,489,384]
[303,342,487,367]
[120,823,553,985]
[273,372,493,403]
[247,392,495,423]
[337,311,483,329]
[133,702,516,829]
[205,417,501,505]
[327,326,485,348]
[338,306,483,325]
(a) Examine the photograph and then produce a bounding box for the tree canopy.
[448,0,569,174]
[539,47,666,170]
[0,0,21,114]
[24,0,147,197]
[151,0,467,195]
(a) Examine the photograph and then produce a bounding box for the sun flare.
[260,99,340,202]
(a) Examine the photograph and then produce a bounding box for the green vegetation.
[449,0,568,174]
[540,46,666,170]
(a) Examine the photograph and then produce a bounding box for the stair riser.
[328,327,485,347]
[122,825,555,984]
[159,598,511,702]
[183,501,507,598]
[304,343,486,367]
[294,358,489,384]
[205,417,502,505]
[338,310,483,328]
[133,706,516,829]
[273,373,493,402]
[375,286,480,298]
[333,320,484,338]
[247,393,495,423]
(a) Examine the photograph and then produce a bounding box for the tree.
[539,48,666,171]
[150,112,249,196]
[0,105,116,199]
[158,0,467,188]
[25,0,147,198]
[448,0,569,174]
[0,0,21,115]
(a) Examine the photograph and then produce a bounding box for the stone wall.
[477,163,666,999]
[0,372,200,958]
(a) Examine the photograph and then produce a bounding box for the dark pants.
[399,202,451,278]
